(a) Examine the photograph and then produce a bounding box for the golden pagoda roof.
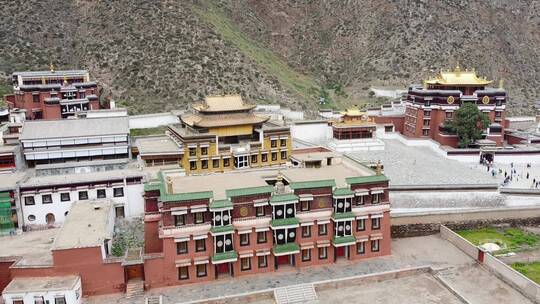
[425,66,492,86]
[181,112,269,128]
[193,95,256,113]
[340,106,365,117]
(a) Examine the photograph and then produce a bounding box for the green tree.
[445,102,490,148]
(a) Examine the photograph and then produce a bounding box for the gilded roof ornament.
[49,62,55,73]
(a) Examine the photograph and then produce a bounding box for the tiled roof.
[270,217,300,227]
[180,112,268,128]
[273,243,300,255]
[212,250,238,262]
[289,179,336,190]
[333,188,355,196]
[20,117,129,140]
[226,186,273,198]
[161,191,213,203]
[345,175,389,185]
[144,182,162,192]
[270,193,299,203]
[193,95,256,113]
[332,235,356,245]
[209,199,233,210]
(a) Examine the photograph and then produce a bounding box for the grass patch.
[130,126,166,137]
[512,262,540,284]
[0,82,11,108]
[457,227,540,252]
[192,1,320,102]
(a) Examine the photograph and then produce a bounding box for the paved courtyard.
[84,235,532,304]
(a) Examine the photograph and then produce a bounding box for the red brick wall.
[0,261,14,293]
[144,220,162,254]
[372,116,405,133]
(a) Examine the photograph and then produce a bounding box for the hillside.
[0,0,539,115]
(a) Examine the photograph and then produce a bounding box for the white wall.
[291,123,332,144]
[439,225,479,259]
[129,113,179,129]
[3,279,81,304]
[484,254,540,301]
[21,182,144,227]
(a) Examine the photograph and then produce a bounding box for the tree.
[444,102,490,148]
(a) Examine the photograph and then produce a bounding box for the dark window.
[196,264,207,277]
[356,195,365,206]
[280,138,287,147]
[113,187,124,197]
[302,225,311,238]
[78,191,88,200]
[261,154,268,162]
[271,152,278,161]
[357,242,365,254]
[97,189,106,198]
[201,159,208,169]
[174,214,186,226]
[55,297,66,304]
[446,111,453,119]
[178,266,189,280]
[496,100,502,106]
[423,119,430,126]
[251,154,258,163]
[422,129,429,136]
[115,206,125,218]
[212,159,220,168]
[423,110,430,117]
[281,151,287,160]
[42,194,52,204]
[424,100,430,107]
[256,206,265,217]
[318,247,327,259]
[302,249,311,261]
[318,224,327,236]
[258,255,268,268]
[240,233,250,246]
[271,140,277,148]
[60,193,70,202]
[495,111,502,118]
[371,240,380,252]
[189,148,196,156]
[201,147,208,155]
[257,231,267,243]
[241,257,251,271]
[194,212,204,224]
[190,161,197,170]
[79,91,86,99]
[372,217,381,230]
[32,94,40,103]
[177,241,188,254]
[24,196,35,206]
[223,158,230,167]
[356,219,366,231]
[301,200,310,211]
[195,239,206,252]
[34,296,45,304]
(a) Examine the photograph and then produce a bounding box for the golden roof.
[181,112,269,128]
[425,65,492,86]
[193,95,256,113]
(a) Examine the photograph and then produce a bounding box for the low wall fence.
[440,225,540,303]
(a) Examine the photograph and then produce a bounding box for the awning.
[316,240,331,247]
[255,227,270,232]
[371,188,384,194]
[171,210,188,216]
[253,199,269,207]
[298,194,314,201]
[256,250,271,256]
[194,258,209,265]
[174,237,189,243]
[354,189,369,196]
[356,236,369,242]
[317,219,330,225]
[370,233,383,240]
[239,251,254,258]
[355,215,369,220]
[300,243,314,249]
[371,213,384,219]
[175,259,192,267]
[300,221,314,227]
[238,229,252,234]
[193,234,208,240]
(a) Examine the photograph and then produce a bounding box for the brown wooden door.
[126,265,143,280]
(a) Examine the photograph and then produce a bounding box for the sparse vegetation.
[111,218,144,257]
[130,127,166,137]
[457,227,540,253]
[512,262,540,284]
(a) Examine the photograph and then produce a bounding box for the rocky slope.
[0,0,539,115]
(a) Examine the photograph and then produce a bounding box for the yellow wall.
[208,125,253,137]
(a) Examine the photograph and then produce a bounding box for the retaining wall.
[439,225,479,259]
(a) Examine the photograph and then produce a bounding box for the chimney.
[375,160,382,176]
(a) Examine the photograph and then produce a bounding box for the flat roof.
[136,136,181,155]
[0,171,26,191]
[167,155,373,200]
[3,275,80,294]
[13,70,88,78]
[0,229,57,266]
[20,169,144,189]
[52,200,113,250]
[20,117,129,140]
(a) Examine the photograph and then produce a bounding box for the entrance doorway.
[234,155,249,169]
[45,213,55,225]
[125,264,144,280]
[275,254,295,269]
[115,206,125,218]
[215,262,233,279]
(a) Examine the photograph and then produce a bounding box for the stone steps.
[126,279,145,300]
[274,283,318,304]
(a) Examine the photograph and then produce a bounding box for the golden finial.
[423,79,428,89]
[166,176,173,194]
[276,169,283,182]
[63,75,68,86]
[49,62,55,73]
[454,61,461,75]
[41,76,46,85]
[375,160,382,176]
[499,79,504,89]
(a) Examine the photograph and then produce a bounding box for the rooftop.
[20,117,129,140]
[0,229,57,266]
[20,169,144,188]
[0,171,26,192]
[13,70,88,78]
[180,112,269,128]
[136,136,181,156]
[425,66,492,86]
[52,200,114,250]
[193,95,256,113]
[3,275,80,294]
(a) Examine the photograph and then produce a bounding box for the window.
[302,225,311,238]
[174,214,186,226]
[251,154,258,163]
[372,193,380,204]
[280,151,287,160]
[318,224,327,236]
[422,129,429,136]
[195,239,206,252]
[371,240,380,252]
[356,219,366,231]
[32,93,40,103]
[271,152,278,161]
[495,111,502,118]
[28,215,36,221]
[177,241,188,254]
[258,255,268,268]
[423,119,430,126]
[196,264,207,277]
[271,139,277,148]
[201,147,208,155]
[280,138,287,147]
[318,247,327,259]
[302,249,311,261]
[189,147,196,156]
[256,206,265,217]
[240,233,250,246]
[96,189,106,198]
[223,158,230,167]
[55,297,66,304]
[24,196,35,205]
[423,110,430,117]
[190,161,197,170]
[372,217,381,230]
[194,212,204,224]
[34,296,45,304]
[113,187,124,197]
[424,100,430,107]
[446,111,453,119]
[357,242,365,254]
[241,257,251,271]
[178,266,189,280]
[201,159,208,169]
[115,206,125,218]
[301,200,310,211]
[257,231,267,244]
[42,194,52,204]
[496,100,502,106]
[356,195,365,206]
[13,300,23,304]
[80,91,86,98]
[261,153,268,162]
[212,159,220,168]
[79,191,88,200]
